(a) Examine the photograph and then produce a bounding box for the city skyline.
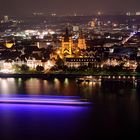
[0,1,140,139]
[0,0,140,16]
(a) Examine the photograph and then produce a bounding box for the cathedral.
[77,31,87,50]
[61,28,86,58]
[61,28,73,57]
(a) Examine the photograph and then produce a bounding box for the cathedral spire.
[65,27,69,36]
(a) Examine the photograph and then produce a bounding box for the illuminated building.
[65,58,95,68]
[27,59,42,69]
[4,40,15,49]
[73,26,79,32]
[5,42,14,48]
[36,41,53,49]
[4,15,9,22]
[60,28,87,58]
[77,31,86,50]
[123,61,137,71]
[88,21,96,28]
[61,28,73,57]
[102,59,119,67]
[0,60,15,73]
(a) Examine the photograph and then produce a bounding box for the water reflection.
[0,78,139,99]
[25,78,42,94]
[0,78,140,138]
[0,78,79,97]
[0,104,92,140]
[0,78,16,96]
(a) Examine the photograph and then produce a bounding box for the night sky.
[0,0,140,16]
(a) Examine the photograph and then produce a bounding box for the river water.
[0,77,140,139]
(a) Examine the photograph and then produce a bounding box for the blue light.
[0,103,93,139]
[0,95,91,106]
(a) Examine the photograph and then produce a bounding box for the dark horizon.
[0,0,140,16]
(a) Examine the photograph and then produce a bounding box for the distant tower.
[37,42,40,48]
[4,15,9,22]
[61,28,73,57]
[90,21,96,28]
[77,30,86,50]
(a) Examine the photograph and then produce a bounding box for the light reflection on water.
[0,77,139,99]
[25,78,41,94]
[0,78,140,138]
[0,77,139,107]
[0,78,16,95]
[0,78,81,97]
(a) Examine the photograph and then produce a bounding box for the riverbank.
[0,73,88,79]
[0,72,140,79]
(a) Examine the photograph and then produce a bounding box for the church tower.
[77,30,86,50]
[61,28,73,57]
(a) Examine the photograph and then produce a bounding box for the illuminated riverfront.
[0,15,140,75]
[0,14,140,139]
[1,0,140,139]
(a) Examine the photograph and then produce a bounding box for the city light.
[0,69,15,73]
[0,2,140,139]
